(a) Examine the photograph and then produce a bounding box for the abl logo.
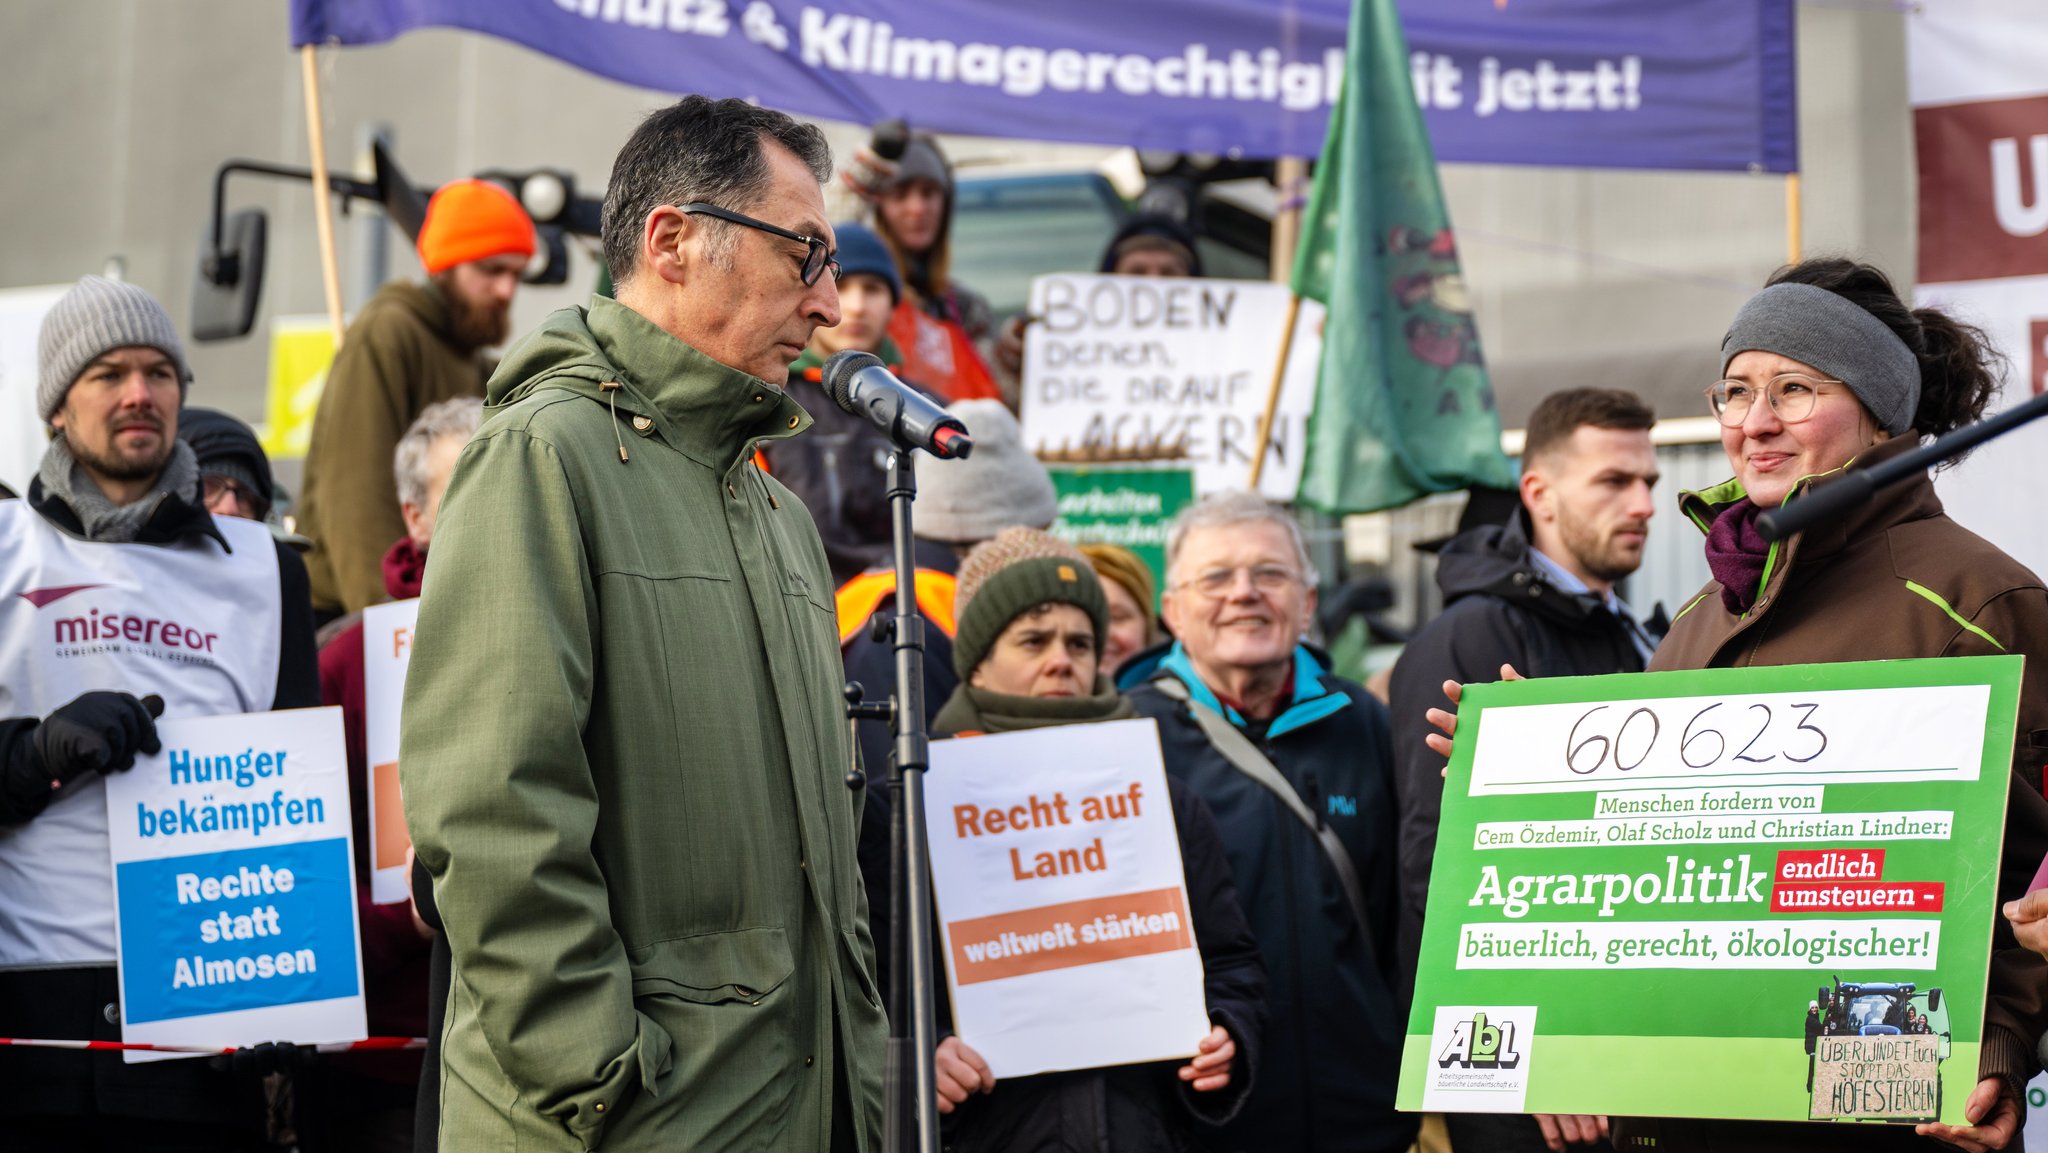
[1436,1011,1523,1070]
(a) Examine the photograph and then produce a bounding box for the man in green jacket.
[400,96,885,1152]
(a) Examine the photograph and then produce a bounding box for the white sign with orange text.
[361,599,419,904]
[924,719,1210,1078]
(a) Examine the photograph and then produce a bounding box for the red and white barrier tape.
[0,1036,426,1054]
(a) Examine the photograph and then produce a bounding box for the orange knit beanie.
[416,180,536,274]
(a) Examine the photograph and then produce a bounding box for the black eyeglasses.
[676,202,839,286]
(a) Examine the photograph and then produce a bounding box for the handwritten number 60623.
[1564,702,1826,775]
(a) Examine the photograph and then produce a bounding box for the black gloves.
[0,692,163,825]
[37,691,163,779]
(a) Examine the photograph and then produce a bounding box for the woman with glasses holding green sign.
[1630,257,2048,1152]
[1430,258,2048,1152]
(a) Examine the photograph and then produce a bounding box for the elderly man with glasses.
[397,96,883,1153]
[1125,491,1414,1153]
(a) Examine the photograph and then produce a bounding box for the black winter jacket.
[0,477,320,1132]
[1129,646,1412,1153]
[924,684,1266,1153]
[1387,513,1652,996]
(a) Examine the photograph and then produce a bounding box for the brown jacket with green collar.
[1631,433,2048,1147]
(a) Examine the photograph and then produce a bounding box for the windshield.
[1846,995,1897,1031]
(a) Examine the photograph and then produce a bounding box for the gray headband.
[1719,282,1920,436]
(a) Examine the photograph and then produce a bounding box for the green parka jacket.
[400,296,885,1153]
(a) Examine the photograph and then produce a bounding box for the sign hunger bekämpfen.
[1401,657,2021,1126]
[105,708,367,1058]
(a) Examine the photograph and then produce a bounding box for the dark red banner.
[1917,93,2048,284]
[2031,319,2048,397]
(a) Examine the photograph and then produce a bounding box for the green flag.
[1289,0,1516,513]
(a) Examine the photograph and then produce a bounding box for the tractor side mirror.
[1927,988,1942,1013]
[192,208,268,342]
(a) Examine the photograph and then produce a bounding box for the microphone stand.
[822,346,967,1153]
[1758,390,2048,541]
[879,448,940,1153]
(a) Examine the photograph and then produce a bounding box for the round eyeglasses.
[1175,564,1302,599]
[1705,373,1845,428]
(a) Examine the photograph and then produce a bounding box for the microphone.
[822,350,974,460]
[869,118,910,162]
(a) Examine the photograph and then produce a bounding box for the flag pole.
[1249,156,1308,491]
[1785,171,1802,266]
[1248,296,1302,491]
[301,44,348,350]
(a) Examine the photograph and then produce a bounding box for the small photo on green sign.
[1805,981,1948,1121]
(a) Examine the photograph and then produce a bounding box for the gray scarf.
[38,434,201,542]
[931,678,1134,736]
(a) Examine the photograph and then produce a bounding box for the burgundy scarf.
[1704,498,1773,614]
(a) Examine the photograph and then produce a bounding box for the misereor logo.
[53,605,221,653]
[18,583,106,608]
[1437,1010,1524,1069]
[1422,1004,1537,1113]
[27,587,226,665]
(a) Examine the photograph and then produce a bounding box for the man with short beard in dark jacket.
[1389,388,1659,1153]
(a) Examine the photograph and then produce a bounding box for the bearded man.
[0,275,319,1150]
[296,178,535,620]
[1388,387,1660,1153]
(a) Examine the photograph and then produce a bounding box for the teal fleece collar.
[1156,642,1351,740]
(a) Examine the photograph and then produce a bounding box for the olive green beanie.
[953,528,1110,680]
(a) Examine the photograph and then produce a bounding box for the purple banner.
[291,0,1796,173]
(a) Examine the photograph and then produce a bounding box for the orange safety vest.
[834,569,959,644]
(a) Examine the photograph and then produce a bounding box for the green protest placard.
[1047,467,1195,605]
[1400,656,2022,1127]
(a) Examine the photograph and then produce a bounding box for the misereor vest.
[0,502,281,970]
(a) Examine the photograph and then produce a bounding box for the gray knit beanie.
[892,136,953,196]
[915,399,1057,544]
[37,276,191,421]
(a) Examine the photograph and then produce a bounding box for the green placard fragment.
[1402,656,2024,1128]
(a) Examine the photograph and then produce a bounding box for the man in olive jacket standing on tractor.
[400,96,885,1152]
